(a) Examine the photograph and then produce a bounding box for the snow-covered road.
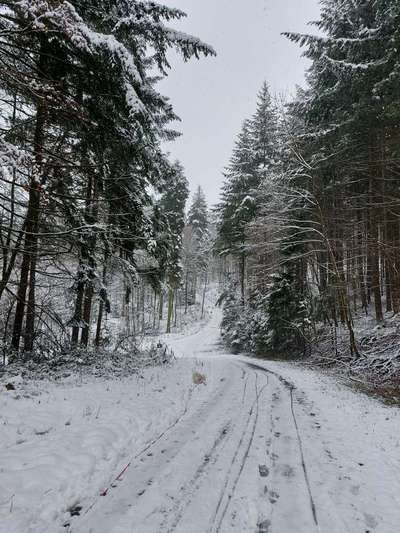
[74,310,400,533]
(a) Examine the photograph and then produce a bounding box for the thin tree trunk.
[201,271,208,319]
[166,286,174,334]
[369,170,383,322]
[72,275,84,345]
[95,260,108,347]
[174,290,178,327]
[23,187,41,352]
[184,270,189,314]
[81,283,94,347]
[159,291,163,321]
[239,253,246,304]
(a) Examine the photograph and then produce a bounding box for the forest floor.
[310,309,400,403]
[1,309,400,533]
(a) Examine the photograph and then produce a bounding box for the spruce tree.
[159,163,189,333]
[186,186,210,307]
[216,83,278,302]
[0,0,215,353]
[188,186,209,240]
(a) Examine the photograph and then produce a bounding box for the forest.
[0,0,214,363]
[216,0,400,388]
[1,2,400,532]
[0,1,399,392]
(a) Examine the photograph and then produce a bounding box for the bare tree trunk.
[72,272,84,345]
[174,289,178,327]
[81,283,94,347]
[79,158,99,347]
[95,260,108,347]
[11,91,46,352]
[23,186,41,353]
[201,271,208,319]
[369,168,383,322]
[239,253,246,304]
[184,270,189,314]
[153,291,157,330]
[166,286,174,334]
[357,210,368,314]
[159,291,163,321]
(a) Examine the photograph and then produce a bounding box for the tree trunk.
[23,187,41,353]
[174,289,178,327]
[357,210,368,314]
[159,291,163,321]
[184,270,189,314]
[80,283,94,347]
[95,261,108,347]
[239,253,246,304]
[71,274,84,345]
[166,287,174,334]
[369,171,383,322]
[201,271,208,319]
[11,94,46,352]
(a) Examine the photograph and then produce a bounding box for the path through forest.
[74,310,400,533]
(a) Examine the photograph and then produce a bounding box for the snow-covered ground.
[1,308,400,532]
[0,360,217,532]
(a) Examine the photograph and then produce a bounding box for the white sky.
[159,0,321,205]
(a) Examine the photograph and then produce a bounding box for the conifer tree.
[159,163,189,333]
[0,0,215,353]
[216,83,278,302]
[186,186,210,308]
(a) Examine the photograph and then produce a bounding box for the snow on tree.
[0,0,215,354]
[216,83,279,302]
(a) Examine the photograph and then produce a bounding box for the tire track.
[72,377,234,531]
[164,421,233,533]
[215,382,265,533]
[289,386,319,528]
[208,374,267,533]
[245,361,319,530]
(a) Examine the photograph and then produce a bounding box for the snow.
[1,306,400,532]
[239,358,400,533]
[17,0,214,121]
[0,361,212,532]
[0,138,31,178]
[18,0,143,116]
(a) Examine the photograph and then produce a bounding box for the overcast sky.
[159,0,321,205]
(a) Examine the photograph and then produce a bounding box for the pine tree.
[216,83,278,302]
[188,186,209,240]
[284,0,400,331]
[250,82,279,179]
[185,186,209,307]
[159,163,189,333]
[0,0,215,354]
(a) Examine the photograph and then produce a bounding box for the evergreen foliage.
[217,1,400,363]
[216,83,279,301]
[0,0,214,355]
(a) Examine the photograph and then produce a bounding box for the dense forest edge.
[215,1,400,398]
[0,1,217,373]
[0,1,400,399]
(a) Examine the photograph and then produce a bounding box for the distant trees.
[216,0,400,359]
[216,83,278,302]
[184,186,210,310]
[159,163,189,333]
[0,0,214,357]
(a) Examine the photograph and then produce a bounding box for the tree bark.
[166,286,174,334]
[11,96,46,351]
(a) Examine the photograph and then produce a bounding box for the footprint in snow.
[268,491,280,504]
[259,465,269,478]
[258,518,271,532]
